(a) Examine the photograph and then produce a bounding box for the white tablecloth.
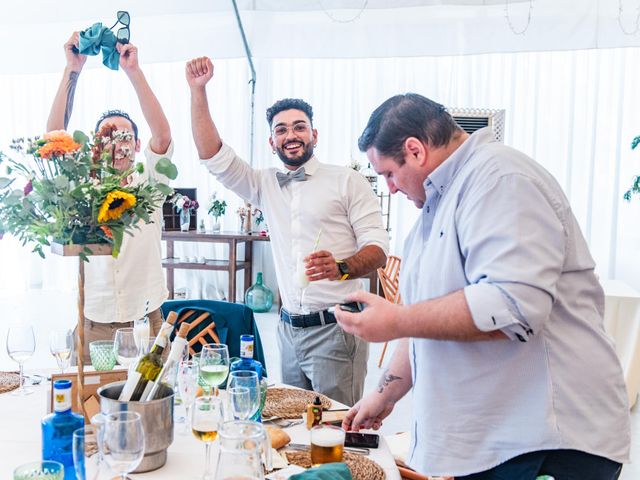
[602,279,640,408]
[0,380,400,479]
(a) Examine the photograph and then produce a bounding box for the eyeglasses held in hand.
[109,10,130,44]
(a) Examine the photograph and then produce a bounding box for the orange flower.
[38,131,80,159]
[100,225,113,239]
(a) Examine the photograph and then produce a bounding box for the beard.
[276,140,315,167]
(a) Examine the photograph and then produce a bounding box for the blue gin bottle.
[42,379,84,480]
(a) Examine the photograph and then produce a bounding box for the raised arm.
[186,57,223,159]
[47,32,87,132]
[117,43,171,155]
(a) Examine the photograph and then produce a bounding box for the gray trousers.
[277,320,369,407]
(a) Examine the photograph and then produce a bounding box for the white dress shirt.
[402,128,630,476]
[84,142,173,323]
[201,144,389,313]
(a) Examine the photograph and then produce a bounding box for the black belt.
[280,308,337,328]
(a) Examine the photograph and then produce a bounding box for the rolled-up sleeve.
[346,170,390,254]
[200,143,263,207]
[458,173,566,341]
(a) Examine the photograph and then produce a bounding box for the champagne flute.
[102,411,144,480]
[199,344,229,397]
[227,371,260,421]
[227,386,251,420]
[6,323,36,396]
[113,328,138,367]
[296,252,311,313]
[73,425,100,480]
[133,316,150,357]
[49,330,73,374]
[192,396,223,480]
[177,360,200,434]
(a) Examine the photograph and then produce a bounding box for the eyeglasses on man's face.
[272,122,311,138]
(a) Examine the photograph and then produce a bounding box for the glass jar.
[244,272,274,313]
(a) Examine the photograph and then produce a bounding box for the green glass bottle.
[245,272,274,313]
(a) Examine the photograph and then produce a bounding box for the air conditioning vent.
[447,108,506,143]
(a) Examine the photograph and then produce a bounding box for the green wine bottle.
[118,311,178,401]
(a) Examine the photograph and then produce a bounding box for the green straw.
[312,228,323,251]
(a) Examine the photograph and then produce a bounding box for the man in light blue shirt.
[337,93,630,479]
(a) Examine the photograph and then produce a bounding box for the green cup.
[13,461,64,480]
[89,340,116,371]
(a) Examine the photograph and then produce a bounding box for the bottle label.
[240,337,254,359]
[119,370,143,402]
[53,387,72,413]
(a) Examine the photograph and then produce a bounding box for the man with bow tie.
[186,56,389,406]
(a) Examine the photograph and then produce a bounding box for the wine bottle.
[142,322,191,401]
[119,311,178,401]
[42,380,84,480]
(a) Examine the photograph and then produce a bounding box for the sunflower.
[98,190,137,223]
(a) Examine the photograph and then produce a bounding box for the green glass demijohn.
[244,272,274,313]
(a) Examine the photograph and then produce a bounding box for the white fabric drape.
[1,48,639,295]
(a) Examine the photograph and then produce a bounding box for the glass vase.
[212,216,221,232]
[180,209,190,232]
[244,272,273,313]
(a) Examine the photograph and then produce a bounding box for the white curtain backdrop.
[1,48,639,295]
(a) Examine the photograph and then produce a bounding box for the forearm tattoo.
[377,371,402,394]
[63,71,80,129]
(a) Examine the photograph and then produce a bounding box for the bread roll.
[266,426,291,449]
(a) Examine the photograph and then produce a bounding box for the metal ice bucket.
[97,380,174,472]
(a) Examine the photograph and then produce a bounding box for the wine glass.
[102,411,144,480]
[199,344,229,396]
[113,328,138,367]
[227,386,251,420]
[73,425,100,480]
[6,323,36,396]
[133,317,150,357]
[227,371,260,421]
[49,330,73,374]
[177,360,200,434]
[191,396,223,480]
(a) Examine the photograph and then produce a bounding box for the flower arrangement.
[172,193,199,213]
[624,135,640,202]
[0,127,177,260]
[207,191,227,218]
[348,157,362,171]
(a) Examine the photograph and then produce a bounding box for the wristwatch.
[336,260,350,281]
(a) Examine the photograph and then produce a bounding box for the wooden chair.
[176,309,221,356]
[377,255,402,368]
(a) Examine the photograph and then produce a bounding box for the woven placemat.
[0,371,20,394]
[285,450,385,480]
[263,388,332,419]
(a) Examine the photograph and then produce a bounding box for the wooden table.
[162,231,270,303]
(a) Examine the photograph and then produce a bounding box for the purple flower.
[23,180,33,196]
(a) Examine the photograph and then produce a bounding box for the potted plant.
[172,193,199,232]
[207,191,227,232]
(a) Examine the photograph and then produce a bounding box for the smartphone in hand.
[338,302,364,313]
[344,431,379,448]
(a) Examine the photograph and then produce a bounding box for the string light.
[618,0,640,35]
[504,0,533,35]
[318,0,369,24]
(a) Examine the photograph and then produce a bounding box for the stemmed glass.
[133,316,150,357]
[6,323,36,396]
[177,360,200,434]
[102,411,144,480]
[49,330,73,374]
[113,328,138,368]
[227,386,252,420]
[227,371,260,421]
[73,425,100,480]
[295,252,311,313]
[191,396,224,480]
[199,344,229,396]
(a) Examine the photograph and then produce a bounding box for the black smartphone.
[344,431,379,448]
[338,301,364,313]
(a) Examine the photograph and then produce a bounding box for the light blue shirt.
[402,128,630,476]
